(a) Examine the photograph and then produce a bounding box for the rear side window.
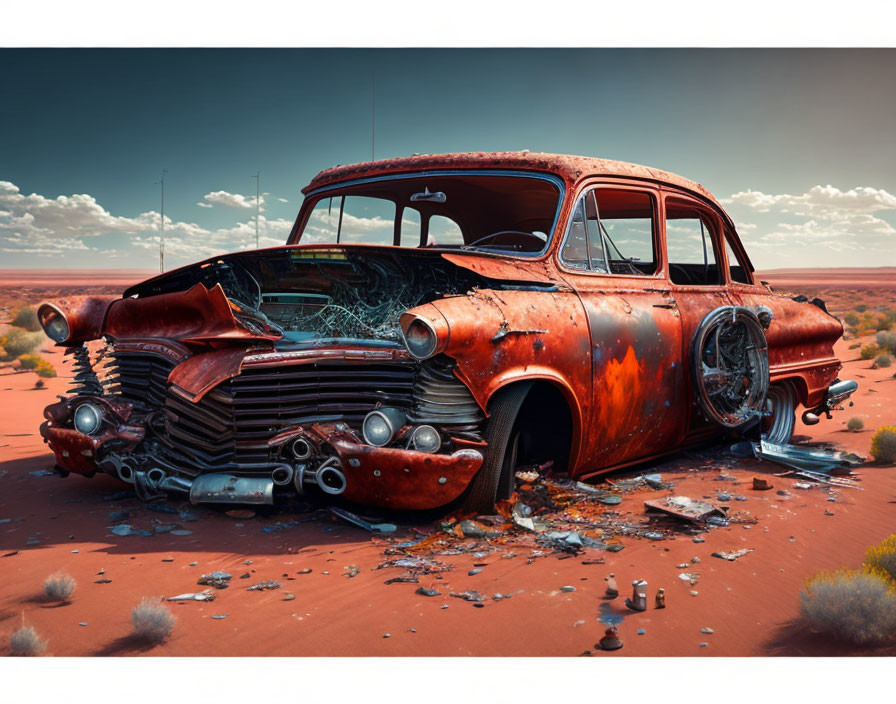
[724,232,751,284]
[665,198,722,285]
[560,188,656,275]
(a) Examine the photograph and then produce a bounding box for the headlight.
[37,304,70,343]
[73,403,103,435]
[410,425,441,453]
[403,318,438,359]
[362,408,406,447]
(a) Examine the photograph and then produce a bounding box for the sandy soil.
[0,283,895,657]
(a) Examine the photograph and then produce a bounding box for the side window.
[724,232,751,284]
[665,199,722,285]
[594,189,656,275]
[427,215,464,246]
[560,188,655,275]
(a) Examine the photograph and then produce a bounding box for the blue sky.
[2,48,895,270]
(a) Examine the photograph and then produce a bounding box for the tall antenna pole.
[371,73,375,161]
[156,169,167,273]
[253,171,260,249]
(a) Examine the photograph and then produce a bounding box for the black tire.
[461,382,532,513]
[762,381,797,444]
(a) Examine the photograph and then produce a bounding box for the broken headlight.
[73,403,103,435]
[37,303,70,343]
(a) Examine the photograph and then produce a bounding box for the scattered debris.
[226,509,255,519]
[712,548,754,561]
[752,477,774,491]
[560,585,576,593]
[598,626,623,651]
[330,507,396,533]
[167,591,215,602]
[415,586,441,597]
[247,580,281,591]
[282,592,296,601]
[751,439,864,474]
[644,496,726,524]
[211,614,228,620]
[198,571,232,589]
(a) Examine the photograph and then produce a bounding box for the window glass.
[560,199,590,270]
[724,233,750,284]
[303,196,396,245]
[401,207,421,245]
[665,199,722,285]
[594,189,656,275]
[427,215,464,246]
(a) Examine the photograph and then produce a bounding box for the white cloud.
[200,190,264,209]
[726,185,896,217]
[278,197,289,203]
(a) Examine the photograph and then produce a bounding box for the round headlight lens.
[362,408,406,447]
[404,318,438,359]
[410,425,441,453]
[37,304,70,343]
[73,403,103,435]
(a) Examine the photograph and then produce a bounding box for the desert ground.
[0,269,894,657]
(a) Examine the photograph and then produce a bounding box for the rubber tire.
[763,382,797,444]
[461,382,532,513]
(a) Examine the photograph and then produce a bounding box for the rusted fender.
[168,347,252,401]
[104,283,282,343]
[310,423,483,510]
[38,295,118,345]
[440,252,568,286]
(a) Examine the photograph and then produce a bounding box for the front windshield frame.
[289,169,566,259]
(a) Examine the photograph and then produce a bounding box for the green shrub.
[35,360,56,378]
[0,328,45,361]
[865,535,896,585]
[860,344,880,360]
[876,331,896,355]
[874,317,891,332]
[856,305,868,313]
[11,306,41,332]
[800,570,896,645]
[844,312,860,327]
[876,354,893,368]
[871,426,896,463]
[847,417,864,432]
[17,354,42,370]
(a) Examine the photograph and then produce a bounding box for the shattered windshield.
[293,172,563,256]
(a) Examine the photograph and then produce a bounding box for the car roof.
[303,151,722,210]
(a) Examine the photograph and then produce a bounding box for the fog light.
[73,403,103,435]
[362,408,406,447]
[410,425,441,453]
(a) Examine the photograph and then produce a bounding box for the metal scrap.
[644,496,727,524]
[751,439,864,474]
[712,548,754,561]
[167,590,215,602]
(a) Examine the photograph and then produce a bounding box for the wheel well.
[494,380,573,474]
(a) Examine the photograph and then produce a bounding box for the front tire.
[461,382,532,513]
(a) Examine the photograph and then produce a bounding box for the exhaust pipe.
[316,458,347,496]
[271,463,294,486]
[146,467,166,488]
[189,473,274,505]
[291,437,314,460]
[117,463,135,484]
[158,474,193,494]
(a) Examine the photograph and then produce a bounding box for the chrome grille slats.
[408,358,484,437]
[100,346,176,408]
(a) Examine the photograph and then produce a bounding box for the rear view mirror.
[411,187,446,203]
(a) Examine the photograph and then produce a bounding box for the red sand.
[1,286,895,656]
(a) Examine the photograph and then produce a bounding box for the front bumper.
[40,399,484,510]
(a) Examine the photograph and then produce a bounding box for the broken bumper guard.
[802,379,858,425]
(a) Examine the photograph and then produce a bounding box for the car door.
[661,190,736,436]
[557,182,685,472]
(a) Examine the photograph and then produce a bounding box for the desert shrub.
[11,306,41,332]
[35,360,56,378]
[844,312,860,327]
[865,535,896,584]
[800,570,896,645]
[856,304,868,313]
[847,417,864,432]
[870,426,896,463]
[874,317,891,332]
[34,379,45,389]
[43,572,76,602]
[0,328,44,361]
[848,342,861,350]
[876,354,893,368]
[17,354,41,370]
[876,331,896,355]
[860,344,880,360]
[9,625,47,656]
[132,597,175,643]
[886,309,896,324]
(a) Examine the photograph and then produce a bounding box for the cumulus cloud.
[725,185,896,217]
[200,190,264,209]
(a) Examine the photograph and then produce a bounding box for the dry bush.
[131,597,175,643]
[847,417,864,432]
[876,330,896,355]
[0,328,45,361]
[9,625,47,656]
[800,570,896,645]
[860,344,880,360]
[11,306,41,332]
[43,572,76,602]
[875,354,892,368]
[871,426,896,463]
[844,312,860,327]
[865,535,896,584]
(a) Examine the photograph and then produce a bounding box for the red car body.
[38,152,852,511]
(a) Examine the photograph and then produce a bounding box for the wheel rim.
[763,383,796,444]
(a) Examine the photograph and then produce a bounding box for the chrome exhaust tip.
[316,459,347,496]
[146,467,166,488]
[272,464,294,486]
[291,437,313,460]
[117,463,135,484]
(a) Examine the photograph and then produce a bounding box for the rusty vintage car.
[37,152,857,511]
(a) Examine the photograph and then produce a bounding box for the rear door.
[557,182,685,472]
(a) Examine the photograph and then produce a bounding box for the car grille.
[101,348,177,409]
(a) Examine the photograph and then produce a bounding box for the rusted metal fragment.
[104,283,281,343]
[168,347,251,402]
[644,496,726,524]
